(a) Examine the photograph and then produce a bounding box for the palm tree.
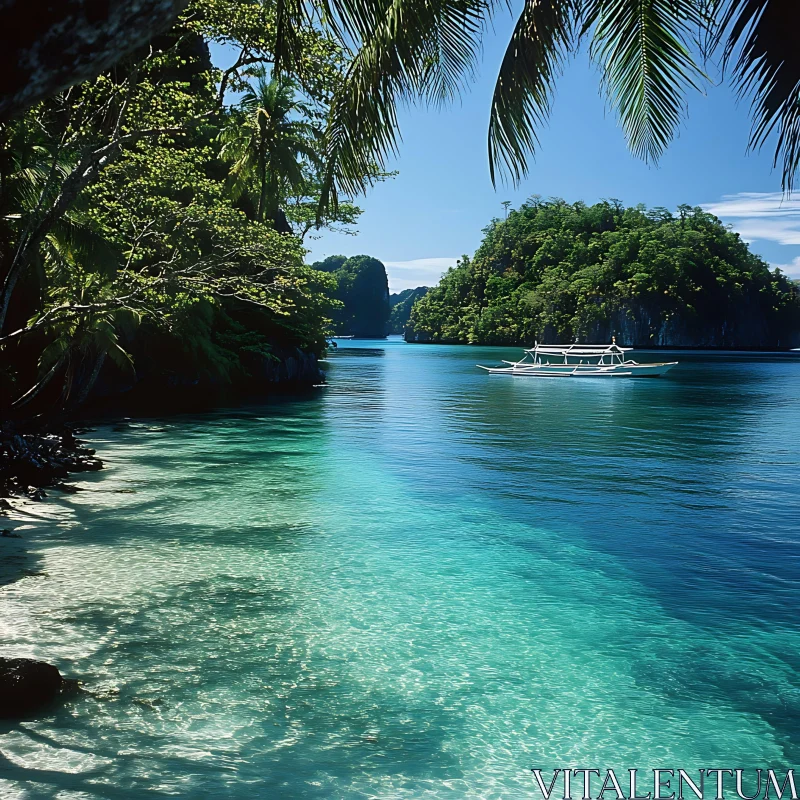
[0,117,130,411]
[219,68,321,229]
[268,0,799,200]
[13,304,135,412]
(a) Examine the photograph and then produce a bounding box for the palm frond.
[318,0,391,44]
[105,340,135,373]
[717,0,800,192]
[91,317,135,372]
[418,0,490,105]
[585,0,706,164]
[48,216,121,278]
[223,138,259,201]
[318,0,490,210]
[488,0,577,185]
[39,335,71,374]
[273,0,308,78]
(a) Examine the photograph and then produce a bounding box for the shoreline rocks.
[0,424,102,500]
[87,346,325,413]
[0,657,79,719]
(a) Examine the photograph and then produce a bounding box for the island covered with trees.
[406,199,800,349]
[310,255,429,337]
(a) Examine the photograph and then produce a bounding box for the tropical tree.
[219,69,321,229]
[4,1,797,199]
[0,6,344,416]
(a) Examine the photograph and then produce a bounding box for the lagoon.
[1,338,800,798]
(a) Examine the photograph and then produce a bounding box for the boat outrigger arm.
[477,341,678,378]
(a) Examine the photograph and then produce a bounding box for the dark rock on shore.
[0,657,80,719]
[1,424,102,499]
[87,345,324,413]
[257,347,324,385]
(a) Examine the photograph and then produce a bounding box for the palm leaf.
[417,0,490,105]
[717,0,800,192]
[48,216,121,278]
[488,0,578,184]
[585,0,706,164]
[273,0,308,78]
[318,0,489,210]
[39,334,71,374]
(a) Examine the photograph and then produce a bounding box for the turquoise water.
[2,338,800,798]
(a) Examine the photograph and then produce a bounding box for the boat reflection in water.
[477,339,678,378]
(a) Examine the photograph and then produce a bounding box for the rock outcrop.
[390,287,429,335]
[257,347,324,386]
[0,657,79,719]
[313,255,391,337]
[580,304,800,349]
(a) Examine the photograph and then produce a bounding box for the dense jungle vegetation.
[406,199,800,348]
[0,0,382,416]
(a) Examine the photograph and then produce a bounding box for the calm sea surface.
[2,338,800,798]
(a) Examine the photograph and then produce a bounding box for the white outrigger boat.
[477,340,677,378]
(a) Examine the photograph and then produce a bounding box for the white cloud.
[772,256,800,279]
[725,219,800,246]
[381,257,457,293]
[703,192,800,219]
[702,192,800,245]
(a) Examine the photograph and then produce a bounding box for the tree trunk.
[11,355,66,410]
[0,0,189,122]
[257,125,269,222]
[69,350,106,409]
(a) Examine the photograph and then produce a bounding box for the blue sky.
[211,14,800,292]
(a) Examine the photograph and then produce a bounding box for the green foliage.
[219,69,320,225]
[407,199,800,348]
[312,254,390,337]
[313,255,348,273]
[389,286,429,334]
[0,0,363,414]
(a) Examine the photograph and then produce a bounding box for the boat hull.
[477,362,677,378]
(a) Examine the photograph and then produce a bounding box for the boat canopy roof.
[524,343,633,354]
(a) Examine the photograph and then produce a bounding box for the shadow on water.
[0,539,46,589]
[1,390,466,798]
[1,571,465,799]
[0,509,50,589]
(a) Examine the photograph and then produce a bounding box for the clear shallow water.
[1,338,800,798]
